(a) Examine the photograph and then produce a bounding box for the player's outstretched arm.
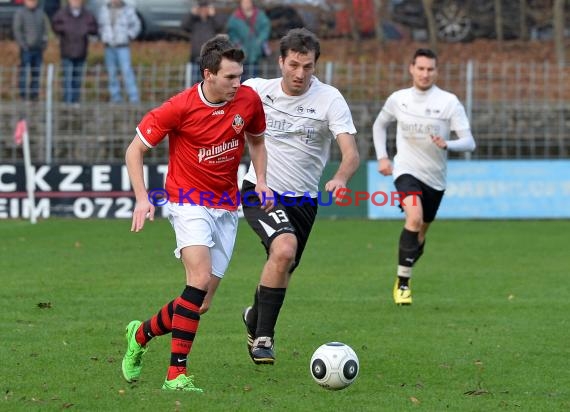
[443,129,476,152]
[246,133,274,211]
[125,136,155,232]
[324,133,359,198]
[372,110,394,176]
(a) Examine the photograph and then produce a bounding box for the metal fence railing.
[1,60,569,164]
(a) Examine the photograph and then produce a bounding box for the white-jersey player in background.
[373,48,476,306]
[240,28,359,364]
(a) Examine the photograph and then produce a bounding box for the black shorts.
[241,180,318,272]
[394,174,445,223]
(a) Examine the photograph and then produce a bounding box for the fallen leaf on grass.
[464,389,490,396]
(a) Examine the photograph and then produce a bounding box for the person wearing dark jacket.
[12,0,49,101]
[51,0,98,104]
[181,0,224,83]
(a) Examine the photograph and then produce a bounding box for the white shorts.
[167,203,239,279]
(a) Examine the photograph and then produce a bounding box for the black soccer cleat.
[242,306,256,361]
[251,336,275,365]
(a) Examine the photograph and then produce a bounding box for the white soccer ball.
[309,342,359,390]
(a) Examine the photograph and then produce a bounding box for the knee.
[270,237,297,267]
[405,214,423,231]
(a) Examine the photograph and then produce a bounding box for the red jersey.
[136,83,265,210]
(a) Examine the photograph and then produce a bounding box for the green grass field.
[1,218,569,411]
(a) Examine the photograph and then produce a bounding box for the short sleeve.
[245,92,266,136]
[327,93,357,138]
[136,94,184,147]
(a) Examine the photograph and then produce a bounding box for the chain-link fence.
[1,59,569,164]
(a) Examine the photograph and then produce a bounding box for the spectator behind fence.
[181,0,224,83]
[12,0,49,101]
[43,0,61,21]
[226,0,271,80]
[97,0,141,103]
[51,0,98,104]
[182,0,224,64]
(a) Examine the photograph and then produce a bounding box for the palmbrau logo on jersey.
[231,114,244,134]
[198,138,239,163]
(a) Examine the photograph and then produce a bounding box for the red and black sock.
[135,298,178,346]
[167,286,206,380]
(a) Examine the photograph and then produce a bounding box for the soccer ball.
[310,342,359,390]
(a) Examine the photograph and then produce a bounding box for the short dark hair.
[279,28,321,62]
[412,48,438,65]
[199,34,245,78]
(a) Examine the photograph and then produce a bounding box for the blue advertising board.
[367,160,570,219]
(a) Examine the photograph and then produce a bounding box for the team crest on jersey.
[232,114,244,134]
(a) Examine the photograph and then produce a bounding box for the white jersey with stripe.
[381,85,471,190]
[243,76,357,197]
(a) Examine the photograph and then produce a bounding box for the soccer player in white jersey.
[240,28,360,364]
[372,48,476,306]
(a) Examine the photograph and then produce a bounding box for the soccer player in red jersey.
[122,34,274,392]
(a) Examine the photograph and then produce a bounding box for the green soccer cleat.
[162,374,204,392]
[121,320,148,382]
[393,278,412,306]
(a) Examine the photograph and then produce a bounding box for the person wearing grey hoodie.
[12,0,49,101]
[97,0,141,103]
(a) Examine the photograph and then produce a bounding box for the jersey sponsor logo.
[232,114,244,134]
[265,94,275,103]
[295,105,317,115]
[267,118,293,132]
[197,138,240,163]
[400,121,441,137]
[212,109,225,116]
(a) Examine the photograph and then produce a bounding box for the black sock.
[416,240,426,263]
[248,288,260,328]
[398,276,409,287]
[398,228,420,267]
[256,285,286,338]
